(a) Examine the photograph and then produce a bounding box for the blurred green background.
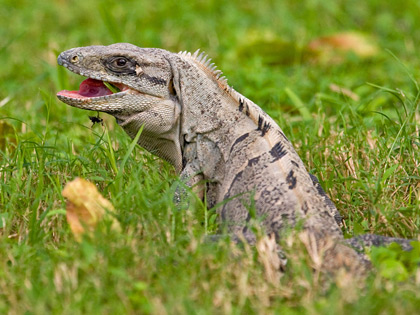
[2,0,420,148]
[2,0,420,102]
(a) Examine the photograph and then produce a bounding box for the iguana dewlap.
[57,43,413,270]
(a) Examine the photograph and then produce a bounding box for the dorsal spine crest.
[179,49,285,146]
[178,49,228,86]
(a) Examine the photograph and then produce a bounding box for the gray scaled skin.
[57,43,414,272]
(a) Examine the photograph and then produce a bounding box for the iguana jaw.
[57,77,134,104]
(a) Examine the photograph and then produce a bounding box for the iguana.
[56,43,413,271]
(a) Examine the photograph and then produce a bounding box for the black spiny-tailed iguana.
[56,43,413,271]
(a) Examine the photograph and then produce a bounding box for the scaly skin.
[57,43,413,272]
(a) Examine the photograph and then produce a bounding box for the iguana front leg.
[176,160,204,202]
[172,139,205,205]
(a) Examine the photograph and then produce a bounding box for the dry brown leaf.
[62,177,121,241]
[308,32,379,63]
[298,231,368,277]
[256,234,285,283]
[329,83,360,101]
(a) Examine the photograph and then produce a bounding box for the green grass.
[1,0,420,313]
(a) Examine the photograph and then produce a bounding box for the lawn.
[1,0,420,313]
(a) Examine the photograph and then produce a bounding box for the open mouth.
[57,78,130,100]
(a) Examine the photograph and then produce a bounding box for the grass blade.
[284,87,312,120]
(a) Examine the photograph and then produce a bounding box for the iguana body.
[57,43,412,271]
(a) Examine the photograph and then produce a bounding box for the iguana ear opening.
[168,77,177,97]
[166,56,184,104]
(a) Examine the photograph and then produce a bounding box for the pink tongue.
[79,78,113,97]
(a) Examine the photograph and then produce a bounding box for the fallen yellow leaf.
[62,177,121,241]
[329,83,360,101]
[308,32,379,63]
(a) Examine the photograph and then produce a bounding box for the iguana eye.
[105,56,137,74]
[115,58,127,67]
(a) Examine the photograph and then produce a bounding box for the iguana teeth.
[56,43,415,273]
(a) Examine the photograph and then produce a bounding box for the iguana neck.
[172,53,303,175]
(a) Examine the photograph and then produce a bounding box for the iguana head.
[57,43,176,113]
[57,43,183,172]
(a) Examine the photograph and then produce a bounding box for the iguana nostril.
[71,55,79,63]
[57,54,63,66]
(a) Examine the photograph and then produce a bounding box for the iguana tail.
[345,234,414,252]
